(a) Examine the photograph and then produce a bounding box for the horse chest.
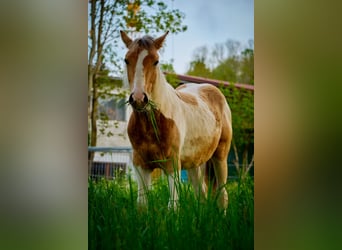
[127,111,180,163]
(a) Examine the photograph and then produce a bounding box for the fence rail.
[88,147,252,181]
[88,147,133,180]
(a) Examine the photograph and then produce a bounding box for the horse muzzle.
[129,92,149,111]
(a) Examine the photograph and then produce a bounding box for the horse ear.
[120,30,132,48]
[154,31,169,50]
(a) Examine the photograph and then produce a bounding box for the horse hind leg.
[211,127,232,210]
[187,165,208,202]
[210,156,228,210]
[214,109,233,210]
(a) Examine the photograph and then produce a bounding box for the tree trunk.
[88,67,94,144]
[88,0,104,160]
[88,0,97,147]
[89,83,98,160]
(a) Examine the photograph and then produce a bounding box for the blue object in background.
[181,170,188,182]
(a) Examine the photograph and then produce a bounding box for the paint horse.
[120,31,232,209]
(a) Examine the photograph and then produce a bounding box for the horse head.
[120,30,169,111]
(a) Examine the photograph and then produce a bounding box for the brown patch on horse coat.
[199,85,232,160]
[175,84,186,90]
[175,90,198,105]
[180,135,221,169]
[199,85,226,122]
[127,110,180,174]
[213,116,232,160]
[197,85,232,177]
[179,85,231,169]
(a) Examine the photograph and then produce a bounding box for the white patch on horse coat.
[122,67,129,89]
[167,170,181,208]
[132,50,148,101]
[176,83,230,165]
[150,73,225,168]
[135,166,151,205]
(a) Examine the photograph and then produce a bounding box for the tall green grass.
[88,175,253,250]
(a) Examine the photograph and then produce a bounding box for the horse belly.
[178,104,222,169]
[180,133,220,169]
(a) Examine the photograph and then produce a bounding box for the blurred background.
[0,0,341,249]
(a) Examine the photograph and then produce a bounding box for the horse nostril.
[128,93,134,104]
[143,93,148,103]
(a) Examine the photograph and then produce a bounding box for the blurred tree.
[211,43,226,65]
[239,47,254,85]
[186,60,212,78]
[186,46,212,78]
[220,85,254,178]
[186,39,254,84]
[211,57,239,82]
[88,0,187,156]
[225,39,241,58]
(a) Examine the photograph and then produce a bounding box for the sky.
[161,0,254,74]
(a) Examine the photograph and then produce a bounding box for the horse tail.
[204,160,217,193]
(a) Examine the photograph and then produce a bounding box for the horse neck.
[151,69,179,117]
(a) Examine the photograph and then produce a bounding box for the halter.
[127,100,157,113]
[131,103,149,113]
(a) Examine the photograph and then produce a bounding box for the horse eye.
[153,60,159,66]
[124,59,129,65]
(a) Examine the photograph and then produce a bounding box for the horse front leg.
[134,166,152,206]
[167,163,181,209]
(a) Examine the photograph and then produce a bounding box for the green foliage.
[186,40,254,85]
[161,61,179,88]
[95,65,128,139]
[211,57,239,82]
[98,112,118,137]
[96,66,128,99]
[88,0,187,74]
[239,48,254,85]
[88,176,254,250]
[186,46,212,78]
[125,0,187,34]
[187,61,212,78]
[220,84,254,154]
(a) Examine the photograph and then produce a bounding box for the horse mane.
[133,35,154,50]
